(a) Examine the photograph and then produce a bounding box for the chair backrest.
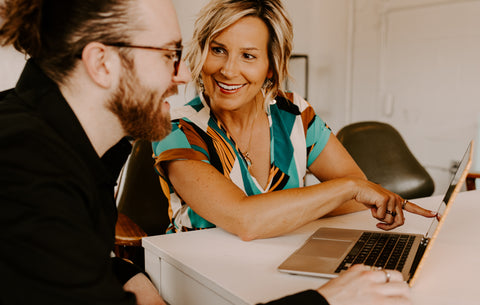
[337,121,434,199]
[116,139,170,236]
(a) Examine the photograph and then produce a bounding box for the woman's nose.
[219,57,238,78]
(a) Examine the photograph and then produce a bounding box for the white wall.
[283,0,351,131]
[0,46,26,91]
[350,0,480,193]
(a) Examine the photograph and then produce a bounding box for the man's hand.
[318,265,412,305]
[123,273,167,305]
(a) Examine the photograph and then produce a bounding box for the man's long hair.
[0,0,140,84]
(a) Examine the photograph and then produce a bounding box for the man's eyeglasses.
[107,42,183,76]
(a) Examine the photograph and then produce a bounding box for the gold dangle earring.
[199,78,205,91]
[262,78,273,89]
[261,78,274,98]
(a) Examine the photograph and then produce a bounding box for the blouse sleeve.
[296,95,331,168]
[305,115,331,168]
[152,119,211,177]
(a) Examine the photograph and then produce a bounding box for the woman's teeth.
[217,81,243,90]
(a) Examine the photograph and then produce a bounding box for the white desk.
[143,190,480,305]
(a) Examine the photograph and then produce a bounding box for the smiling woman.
[151,0,435,240]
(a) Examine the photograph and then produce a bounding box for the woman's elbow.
[227,220,262,241]
[233,225,260,242]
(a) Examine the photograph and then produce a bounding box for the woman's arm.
[308,134,368,216]
[166,156,403,241]
[308,134,366,181]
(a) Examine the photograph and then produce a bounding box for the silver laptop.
[278,141,473,286]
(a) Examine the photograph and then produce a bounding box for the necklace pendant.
[243,152,252,167]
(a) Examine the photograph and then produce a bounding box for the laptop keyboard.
[335,232,416,273]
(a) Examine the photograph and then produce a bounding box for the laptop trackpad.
[296,239,352,258]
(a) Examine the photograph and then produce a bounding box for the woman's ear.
[81,42,118,88]
[267,69,273,79]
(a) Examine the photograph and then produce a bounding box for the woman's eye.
[211,47,225,55]
[165,52,176,60]
[243,53,255,60]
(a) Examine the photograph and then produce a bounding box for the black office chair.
[337,121,435,199]
[114,139,171,267]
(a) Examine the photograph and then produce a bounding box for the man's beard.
[107,62,176,142]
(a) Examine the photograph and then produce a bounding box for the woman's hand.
[318,264,412,305]
[353,179,437,230]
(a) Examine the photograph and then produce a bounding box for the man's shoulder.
[0,88,15,100]
[0,93,50,139]
[0,96,83,172]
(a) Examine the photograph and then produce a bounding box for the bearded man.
[0,0,190,304]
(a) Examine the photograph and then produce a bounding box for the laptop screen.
[425,141,472,239]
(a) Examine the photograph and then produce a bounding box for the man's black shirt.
[0,60,137,304]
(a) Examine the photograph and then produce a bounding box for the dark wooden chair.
[466,172,480,190]
[114,139,170,268]
[337,121,435,199]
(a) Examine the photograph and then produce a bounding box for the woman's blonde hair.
[186,0,293,101]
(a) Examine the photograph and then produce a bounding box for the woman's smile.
[215,80,246,93]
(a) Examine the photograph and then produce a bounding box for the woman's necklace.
[238,114,257,168]
[219,106,260,168]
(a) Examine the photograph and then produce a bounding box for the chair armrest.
[466,172,480,191]
[115,212,147,247]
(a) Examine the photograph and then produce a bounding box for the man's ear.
[81,42,118,88]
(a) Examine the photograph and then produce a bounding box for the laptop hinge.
[407,237,429,283]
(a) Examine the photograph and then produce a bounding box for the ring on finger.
[385,209,397,217]
[382,269,391,283]
[402,199,408,210]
